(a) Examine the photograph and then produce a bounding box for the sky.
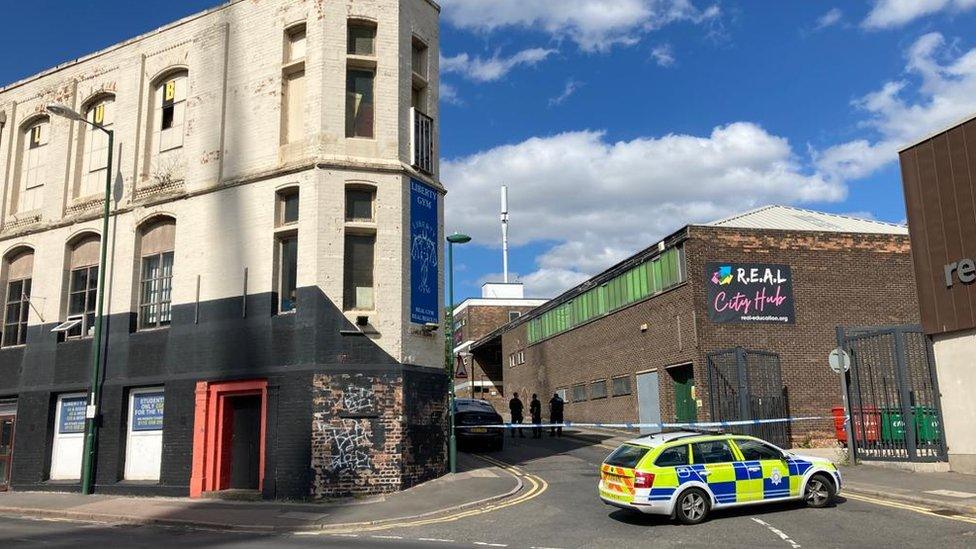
[3,1,976,303]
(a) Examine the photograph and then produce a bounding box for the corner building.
[0,0,447,499]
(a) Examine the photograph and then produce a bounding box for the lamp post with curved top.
[445,232,471,474]
[47,103,114,495]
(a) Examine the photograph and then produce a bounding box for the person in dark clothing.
[530,394,543,439]
[509,393,525,438]
[549,393,565,437]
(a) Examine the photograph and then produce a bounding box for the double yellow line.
[316,454,548,535]
[845,492,976,526]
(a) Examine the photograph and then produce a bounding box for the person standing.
[530,394,543,439]
[509,393,525,438]
[549,393,564,437]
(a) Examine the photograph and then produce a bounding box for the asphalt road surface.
[1,434,974,548]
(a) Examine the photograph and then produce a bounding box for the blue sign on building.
[59,396,87,434]
[410,179,439,325]
[132,392,165,432]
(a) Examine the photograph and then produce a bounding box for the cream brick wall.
[0,0,443,367]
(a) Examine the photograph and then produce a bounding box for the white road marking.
[924,489,976,499]
[418,538,456,543]
[473,543,508,547]
[751,517,802,548]
[371,535,404,540]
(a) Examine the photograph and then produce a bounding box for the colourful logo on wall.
[711,265,734,286]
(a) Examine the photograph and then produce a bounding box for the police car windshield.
[605,444,649,468]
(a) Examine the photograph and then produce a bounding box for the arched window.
[151,71,188,155]
[64,234,101,339]
[2,248,33,347]
[18,117,49,212]
[138,217,175,329]
[79,96,115,198]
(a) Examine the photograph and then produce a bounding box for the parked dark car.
[454,398,504,452]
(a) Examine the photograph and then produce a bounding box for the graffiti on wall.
[342,385,375,415]
[322,419,373,472]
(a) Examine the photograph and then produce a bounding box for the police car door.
[734,438,791,501]
[689,440,738,506]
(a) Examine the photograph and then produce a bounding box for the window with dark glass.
[67,265,98,339]
[345,188,374,221]
[572,384,587,403]
[691,440,736,464]
[347,22,376,55]
[346,69,375,138]
[278,235,298,313]
[2,278,30,347]
[736,439,783,461]
[344,233,375,310]
[279,190,299,225]
[655,445,690,467]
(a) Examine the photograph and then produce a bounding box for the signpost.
[829,348,851,373]
[832,333,857,465]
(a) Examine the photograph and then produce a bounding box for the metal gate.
[838,326,947,462]
[706,348,789,448]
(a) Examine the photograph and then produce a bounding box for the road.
[1,434,974,548]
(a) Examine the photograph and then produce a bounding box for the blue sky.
[4,1,976,303]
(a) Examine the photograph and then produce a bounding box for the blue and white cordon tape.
[454,415,836,430]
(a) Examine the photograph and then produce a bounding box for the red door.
[0,416,14,491]
[218,402,234,490]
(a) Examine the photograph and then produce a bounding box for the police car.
[599,432,841,524]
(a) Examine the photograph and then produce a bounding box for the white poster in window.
[124,388,164,481]
[50,394,87,480]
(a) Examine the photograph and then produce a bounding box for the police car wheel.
[804,474,835,508]
[675,488,710,524]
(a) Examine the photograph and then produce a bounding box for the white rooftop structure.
[703,205,908,235]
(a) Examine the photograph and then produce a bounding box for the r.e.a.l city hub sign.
[944,258,976,288]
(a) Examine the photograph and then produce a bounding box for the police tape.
[454,415,837,430]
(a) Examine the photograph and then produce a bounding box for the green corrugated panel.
[638,265,649,297]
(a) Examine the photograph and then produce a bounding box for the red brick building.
[471,206,920,447]
[452,283,546,408]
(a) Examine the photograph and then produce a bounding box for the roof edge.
[899,112,976,153]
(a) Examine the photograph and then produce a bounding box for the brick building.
[472,206,919,446]
[451,282,546,408]
[0,0,447,499]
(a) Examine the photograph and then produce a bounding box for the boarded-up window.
[19,119,49,212]
[589,379,608,400]
[153,73,187,153]
[612,376,632,396]
[572,384,587,403]
[80,97,114,197]
[282,69,306,145]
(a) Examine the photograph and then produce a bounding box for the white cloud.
[439,0,721,52]
[444,124,843,297]
[440,82,463,106]
[863,0,976,29]
[441,48,557,82]
[816,8,844,29]
[549,79,582,106]
[650,43,676,66]
[815,32,976,180]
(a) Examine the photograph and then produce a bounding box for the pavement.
[3,433,973,548]
[0,452,521,533]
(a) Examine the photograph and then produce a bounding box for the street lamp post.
[47,104,114,495]
[445,232,471,475]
